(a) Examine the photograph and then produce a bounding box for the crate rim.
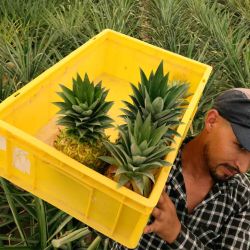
[0,29,213,208]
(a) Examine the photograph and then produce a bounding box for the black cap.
[213,88,250,151]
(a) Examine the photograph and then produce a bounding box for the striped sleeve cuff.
[168,224,195,249]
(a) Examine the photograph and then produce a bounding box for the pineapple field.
[0,0,249,249]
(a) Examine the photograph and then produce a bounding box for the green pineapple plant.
[121,61,190,144]
[100,113,172,197]
[100,62,190,196]
[53,73,114,171]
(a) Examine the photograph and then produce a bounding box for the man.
[112,88,250,249]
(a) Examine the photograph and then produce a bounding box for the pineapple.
[100,113,172,197]
[100,62,190,196]
[53,73,114,171]
[121,61,190,144]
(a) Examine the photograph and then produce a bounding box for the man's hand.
[144,191,181,244]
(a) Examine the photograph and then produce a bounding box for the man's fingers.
[144,207,163,234]
[144,223,158,234]
[157,191,175,210]
[144,224,153,234]
[157,193,166,209]
[164,193,176,210]
[152,207,161,219]
[162,186,166,194]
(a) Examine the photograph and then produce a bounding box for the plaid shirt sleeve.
[168,177,250,250]
[215,182,250,250]
[168,210,250,250]
[168,225,207,249]
[217,210,250,249]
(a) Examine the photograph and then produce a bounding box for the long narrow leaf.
[34,197,48,249]
[0,178,28,246]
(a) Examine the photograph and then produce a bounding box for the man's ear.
[204,109,220,132]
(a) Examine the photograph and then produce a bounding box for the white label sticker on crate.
[0,136,7,150]
[13,147,31,174]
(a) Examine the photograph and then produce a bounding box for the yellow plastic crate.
[0,29,212,248]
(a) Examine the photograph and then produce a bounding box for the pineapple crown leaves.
[99,113,172,195]
[121,61,191,141]
[53,73,114,141]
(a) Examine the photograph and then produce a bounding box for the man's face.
[204,143,241,182]
[203,113,250,182]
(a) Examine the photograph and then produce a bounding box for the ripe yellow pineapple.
[53,73,113,172]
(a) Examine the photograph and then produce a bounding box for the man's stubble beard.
[203,143,228,183]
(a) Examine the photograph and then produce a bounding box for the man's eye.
[234,142,245,150]
[238,143,247,151]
